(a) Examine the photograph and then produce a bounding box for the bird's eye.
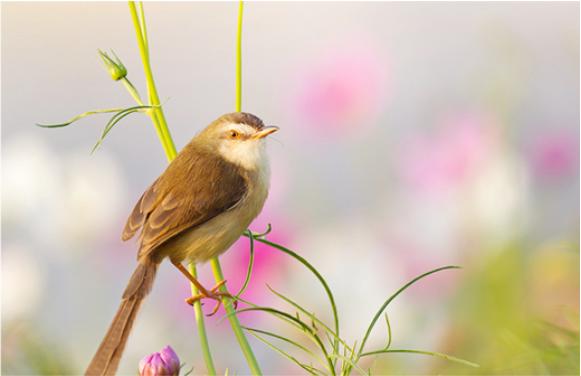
[228,130,240,139]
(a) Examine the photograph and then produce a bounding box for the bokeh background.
[2,2,579,375]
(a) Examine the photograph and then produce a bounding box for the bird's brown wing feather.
[121,145,247,259]
[122,177,161,241]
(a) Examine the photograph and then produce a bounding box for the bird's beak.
[253,126,279,139]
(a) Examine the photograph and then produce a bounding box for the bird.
[86,112,278,376]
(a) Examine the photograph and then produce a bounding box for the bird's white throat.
[218,136,269,172]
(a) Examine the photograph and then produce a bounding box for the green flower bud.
[98,49,127,81]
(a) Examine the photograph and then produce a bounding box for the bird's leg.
[171,261,237,316]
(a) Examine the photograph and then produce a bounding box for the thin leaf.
[247,331,323,375]
[251,223,272,238]
[91,105,151,153]
[234,230,255,299]
[35,108,124,128]
[243,326,316,357]
[232,306,335,375]
[265,285,353,355]
[243,326,329,370]
[357,265,460,358]
[360,349,480,368]
[383,313,392,350]
[246,236,340,363]
[329,354,367,376]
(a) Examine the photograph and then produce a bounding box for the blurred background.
[2,2,579,375]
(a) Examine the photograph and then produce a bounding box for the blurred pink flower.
[291,43,388,138]
[139,345,180,376]
[529,129,578,181]
[221,213,294,306]
[384,235,460,299]
[398,112,498,193]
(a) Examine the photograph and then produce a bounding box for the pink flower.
[139,345,180,376]
[529,129,578,181]
[290,42,388,138]
[397,112,497,193]
[220,213,294,307]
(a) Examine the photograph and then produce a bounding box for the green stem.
[128,1,176,161]
[190,264,217,375]
[206,1,263,374]
[235,1,243,112]
[121,77,145,106]
[210,258,262,374]
[128,2,216,373]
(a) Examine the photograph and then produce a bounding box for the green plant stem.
[235,1,243,112]
[128,2,216,374]
[128,1,176,161]
[189,264,217,375]
[128,2,261,374]
[211,2,262,373]
[210,258,262,374]
[121,78,145,106]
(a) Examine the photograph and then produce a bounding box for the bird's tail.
[85,259,158,376]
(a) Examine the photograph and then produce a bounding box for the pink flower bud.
[139,345,180,376]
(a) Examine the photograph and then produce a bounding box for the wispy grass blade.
[360,349,480,368]
[383,313,392,350]
[246,236,340,363]
[265,285,353,354]
[329,354,367,376]
[35,108,124,128]
[243,326,316,357]
[357,265,460,358]
[234,230,255,299]
[91,105,152,153]
[232,306,336,375]
[247,331,324,375]
[252,223,272,238]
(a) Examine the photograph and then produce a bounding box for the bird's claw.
[185,280,238,316]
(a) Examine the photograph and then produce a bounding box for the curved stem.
[128,1,176,161]
[235,1,243,112]
[121,77,145,106]
[210,259,262,374]
[190,264,217,375]
[207,1,262,374]
[128,2,216,374]
[128,2,261,374]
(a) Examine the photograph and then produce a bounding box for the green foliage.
[232,227,479,375]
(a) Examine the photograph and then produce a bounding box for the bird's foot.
[185,279,238,316]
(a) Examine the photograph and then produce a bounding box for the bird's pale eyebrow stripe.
[221,123,255,139]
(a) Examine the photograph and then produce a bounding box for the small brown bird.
[86,112,278,376]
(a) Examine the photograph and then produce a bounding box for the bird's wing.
[121,146,247,258]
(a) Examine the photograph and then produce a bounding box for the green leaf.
[360,349,480,368]
[247,331,324,375]
[383,313,392,350]
[232,306,335,375]
[91,105,152,153]
[265,285,353,355]
[243,326,317,357]
[357,265,460,359]
[35,108,124,128]
[245,236,341,365]
[234,230,255,299]
[329,354,367,376]
[243,326,330,371]
[251,223,272,238]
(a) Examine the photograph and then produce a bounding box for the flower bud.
[98,49,127,81]
[139,345,180,376]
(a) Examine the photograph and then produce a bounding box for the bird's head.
[199,112,279,170]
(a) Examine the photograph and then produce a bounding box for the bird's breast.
[165,165,270,263]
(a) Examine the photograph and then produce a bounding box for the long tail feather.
[86,260,158,376]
